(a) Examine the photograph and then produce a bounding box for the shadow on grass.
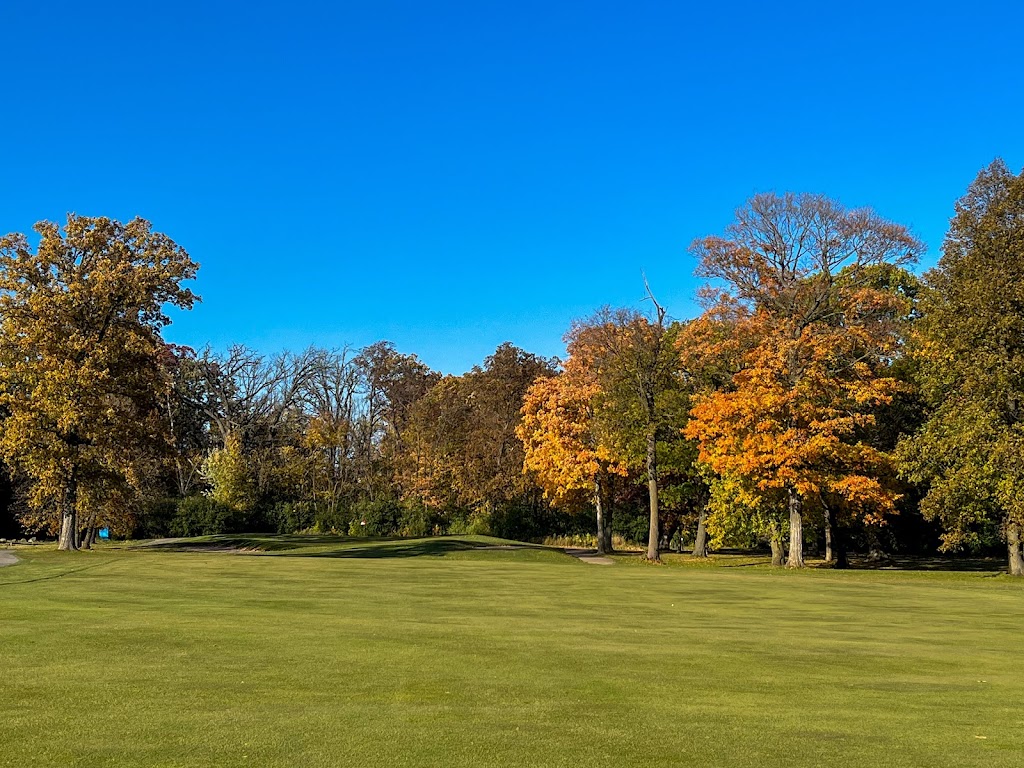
[138,534,549,560]
[138,536,1009,572]
[716,551,1004,572]
[294,538,515,559]
[136,534,402,553]
[842,555,1005,573]
[662,548,1008,573]
[0,559,118,588]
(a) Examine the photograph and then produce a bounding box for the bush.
[347,498,402,537]
[483,501,592,542]
[312,503,354,535]
[133,497,178,539]
[398,503,440,537]
[613,507,651,546]
[170,496,248,537]
[542,533,640,551]
[266,501,315,534]
[448,509,492,536]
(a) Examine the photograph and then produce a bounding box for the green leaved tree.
[898,160,1024,575]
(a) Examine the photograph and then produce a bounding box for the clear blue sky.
[3,1,1021,373]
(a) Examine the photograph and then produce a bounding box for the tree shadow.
[136,534,402,553]
[842,555,1005,573]
[138,534,549,560]
[290,539,543,559]
[704,549,1006,573]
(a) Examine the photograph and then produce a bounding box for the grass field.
[2,535,1023,767]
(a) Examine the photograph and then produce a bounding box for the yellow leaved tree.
[0,215,198,549]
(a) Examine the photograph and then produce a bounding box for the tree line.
[1,160,1022,574]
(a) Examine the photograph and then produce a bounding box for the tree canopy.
[2,164,1024,576]
[685,193,924,567]
[0,215,198,549]
[897,160,1024,575]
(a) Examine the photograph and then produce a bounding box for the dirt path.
[0,551,20,567]
[564,548,614,565]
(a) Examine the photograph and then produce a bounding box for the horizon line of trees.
[2,159,1023,575]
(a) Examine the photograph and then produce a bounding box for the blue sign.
[98,528,110,540]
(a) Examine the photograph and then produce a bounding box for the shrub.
[614,507,651,545]
[349,498,402,537]
[448,509,492,536]
[541,533,641,551]
[267,501,315,534]
[313,503,354,534]
[133,497,179,539]
[398,503,441,537]
[170,496,248,537]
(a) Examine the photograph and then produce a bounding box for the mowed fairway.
[2,536,1022,767]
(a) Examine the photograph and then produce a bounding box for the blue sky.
[2,1,1021,373]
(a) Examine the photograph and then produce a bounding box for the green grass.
[2,535,1023,767]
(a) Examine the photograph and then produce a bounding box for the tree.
[197,345,319,447]
[404,343,556,531]
[687,193,923,566]
[299,347,361,518]
[0,215,197,549]
[193,345,321,514]
[686,315,904,565]
[897,160,1024,575]
[567,299,679,562]
[158,344,212,498]
[295,342,438,520]
[351,341,439,500]
[518,362,628,554]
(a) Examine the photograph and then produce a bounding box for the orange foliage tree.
[684,193,923,566]
[518,357,627,554]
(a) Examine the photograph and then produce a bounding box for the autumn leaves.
[3,164,1022,572]
[521,193,925,566]
[0,216,198,550]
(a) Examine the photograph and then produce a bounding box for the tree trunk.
[599,470,614,554]
[80,513,96,550]
[770,537,784,567]
[833,522,849,569]
[593,476,607,556]
[57,476,80,552]
[823,503,834,564]
[645,424,660,562]
[58,510,78,551]
[659,514,679,552]
[1008,521,1024,577]
[786,489,804,568]
[692,504,709,557]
